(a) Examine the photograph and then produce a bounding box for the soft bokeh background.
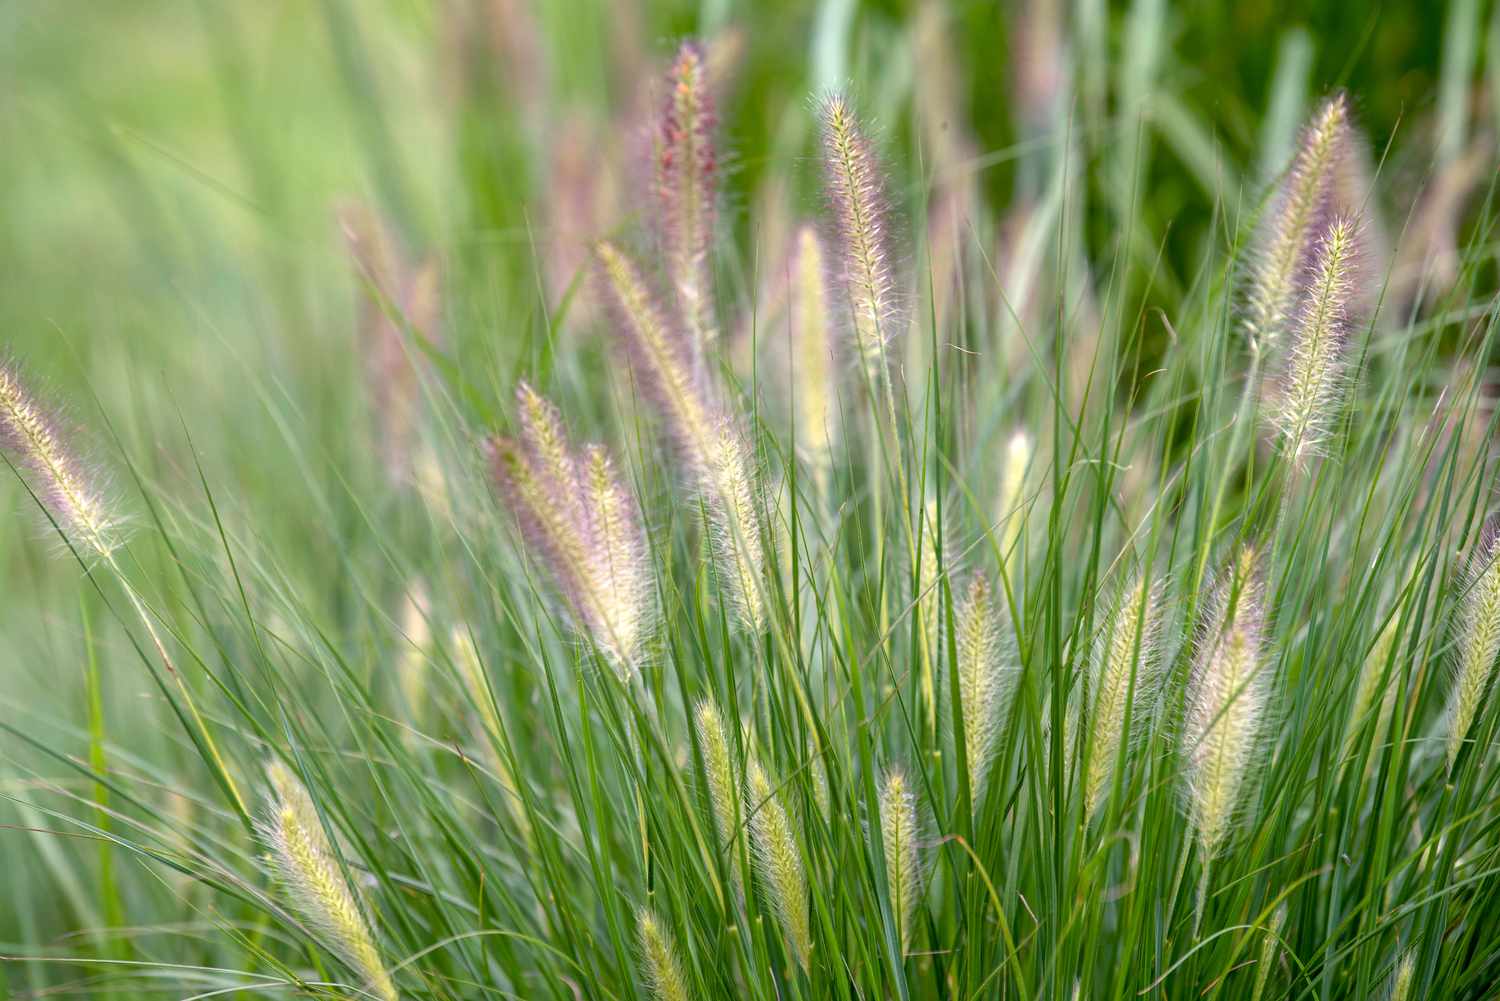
[2,0,1495,982]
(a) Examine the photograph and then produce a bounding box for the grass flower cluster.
[4,6,1500,1001]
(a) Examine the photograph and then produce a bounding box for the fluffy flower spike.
[1341,608,1404,765]
[878,766,923,953]
[1085,573,1165,815]
[488,382,654,675]
[1270,217,1364,467]
[596,240,716,465]
[1389,950,1415,1001]
[1447,521,1500,767]
[996,430,1033,582]
[916,499,945,731]
[1245,94,1354,350]
[746,757,812,971]
[694,699,740,862]
[450,626,532,841]
[1182,546,1273,856]
[636,907,692,1001]
[0,361,121,558]
[655,41,720,374]
[259,761,398,1001]
[702,416,767,633]
[819,94,901,384]
[955,575,1016,800]
[595,242,767,633]
[340,204,441,485]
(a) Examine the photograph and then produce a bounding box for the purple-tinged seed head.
[819,94,902,384]
[594,239,717,476]
[1244,94,1355,351]
[760,224,840,491]
[514,380,588,526]
[487,387,655,676]
[654,41,720,367]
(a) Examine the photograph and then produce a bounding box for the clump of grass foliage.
[5,3,1500,1000]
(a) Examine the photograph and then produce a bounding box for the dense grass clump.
[4,4,1500,1000]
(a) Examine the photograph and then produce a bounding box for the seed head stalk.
[0,362,248,820]
[819,94,920,623]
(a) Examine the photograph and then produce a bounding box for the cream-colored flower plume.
[1182,546,1273,856]
[955,575,1015,800]
[746,757,812,970]
[1084,573,1164,815]
[0,361,122,557]
[1446,522,1500,767]
[878,766,923,953]
[637,906,693,1001]
[259,761,398,1001]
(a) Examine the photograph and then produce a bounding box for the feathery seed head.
[807,739,831,819]
[1270,217,1364,468]
[0,361,122,558]
[819,94,901,383]
[1245,94,1354,350]
[1085,573,1165,815]
[451,626,501,742]
[1446,521,1500,767]
[488,384,654,674]
[1182,546,1273,856]
[258,761,397,1001]
[694,699,740,857]
[703,415,767,634]
[1251,904,1287,1001]
[594,241,765,633]
[745,757,812,970]
[636,907,692,1001]
[955,575,1015,800]
[655,41,720,363]
[579,443,656,668]
[878,766,923,952]
[595,239,717,461]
